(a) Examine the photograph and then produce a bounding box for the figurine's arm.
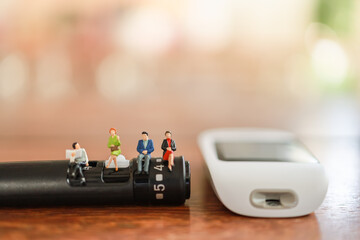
[171,140,177,152]
[148,140,154,154]
[70,151,76,163]
[107,138,113,148]
[117,136,121,146]
[161,140,167,151]
[137,140,143,154]
[82,149,89,165]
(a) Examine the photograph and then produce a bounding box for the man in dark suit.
[136,131,154,174]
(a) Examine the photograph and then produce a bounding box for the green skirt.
[111,149,121,156]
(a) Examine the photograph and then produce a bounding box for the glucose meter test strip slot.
[198,128,328,218]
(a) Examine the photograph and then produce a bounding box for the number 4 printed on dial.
[154,165,164,171]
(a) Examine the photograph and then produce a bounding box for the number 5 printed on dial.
[154,184,165,192]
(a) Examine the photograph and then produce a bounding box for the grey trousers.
[137,154,151,172]
[73,162,85,179]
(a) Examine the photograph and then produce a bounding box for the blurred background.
[1,2,360,239]
[0,0,360,159]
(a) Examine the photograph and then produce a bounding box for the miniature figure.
[68,142,89,184]
[136,131,154,174]
[161,130,176,172]
[106,128,121,171]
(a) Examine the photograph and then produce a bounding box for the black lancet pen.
[0,156,191,206]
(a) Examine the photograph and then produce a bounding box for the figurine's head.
[109,128,117,136]
[165,130,172,139]
[72,142,80,149]
[142,131,149,141]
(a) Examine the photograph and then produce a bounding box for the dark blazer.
[161,139,176,157]
[137,139,154,158]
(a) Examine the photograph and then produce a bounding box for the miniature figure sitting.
[136,131,154,174]
[161,131,176,172]
[106,128,121,171]
[104,154,129,169]
[66,142,89,185]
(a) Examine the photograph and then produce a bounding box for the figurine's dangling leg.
[105,156,112,169]
[106,155,115,169]
[169,153,173,167]
[114,155,118,171]
[168,153,174,172]
[170,154,175,167]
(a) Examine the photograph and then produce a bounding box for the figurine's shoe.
[80,178,86,185]
[144,171,149,175]
[135,171,141,174]
[71,172,76,178]
[168,166,172,172]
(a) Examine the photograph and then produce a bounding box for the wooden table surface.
[0,97,359,240]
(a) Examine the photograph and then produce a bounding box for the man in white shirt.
[70,142,89,184]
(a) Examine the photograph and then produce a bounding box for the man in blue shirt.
[136,131,154,174]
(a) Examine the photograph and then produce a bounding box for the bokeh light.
[114,7,177,58]
[0,0,358,136]
[183,0,233,52]
[35,49,75,100]
[311,39,349,87]
[0,54,29,100]
[96,54,141,100]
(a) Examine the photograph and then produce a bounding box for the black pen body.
[0,160,133,206]
[0,157,190,206]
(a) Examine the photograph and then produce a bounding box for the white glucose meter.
[198,128,328,218]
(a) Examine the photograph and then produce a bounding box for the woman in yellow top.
[106,127,121,171]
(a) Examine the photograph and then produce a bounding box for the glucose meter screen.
[215,141,319,163]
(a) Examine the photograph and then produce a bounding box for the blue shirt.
[137,139,154,157]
